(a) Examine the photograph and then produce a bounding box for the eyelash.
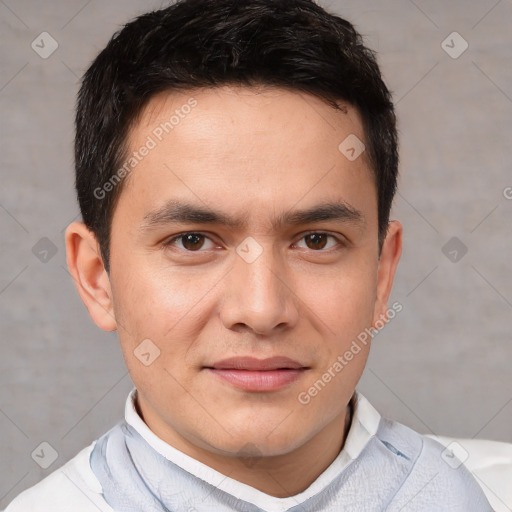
[163,231,346,253]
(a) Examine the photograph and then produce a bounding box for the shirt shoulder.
[3,441,112,512]
[376,417,493,511]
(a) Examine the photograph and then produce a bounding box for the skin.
[65,85,402,498]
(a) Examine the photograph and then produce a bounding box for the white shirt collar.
[124,386,381,512]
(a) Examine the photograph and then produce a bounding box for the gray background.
[1,0,511,506]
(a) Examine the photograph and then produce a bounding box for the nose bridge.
[236,236,285,304]
[221,236,298,333]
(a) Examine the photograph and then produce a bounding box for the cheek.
[297,275,375,416]
[307,260,378,335]
[299,259,377,395]
[111,263,212,370]
[113,257,211,327]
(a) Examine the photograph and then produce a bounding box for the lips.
[204,356,308,392]
[206,356,307,371]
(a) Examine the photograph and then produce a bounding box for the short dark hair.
[75,0,398,274]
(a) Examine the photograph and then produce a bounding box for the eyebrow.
[139,199,365,233]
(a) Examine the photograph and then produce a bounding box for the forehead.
[116,85,376,232]
[133,85,367,153]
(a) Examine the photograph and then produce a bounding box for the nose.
[219,241,299,336]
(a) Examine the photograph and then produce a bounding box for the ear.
[372,220,402,327]
[64,221,117,332]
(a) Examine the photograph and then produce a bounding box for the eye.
[294,232,344,251]
[163,231,345,253]
[164,232,217,252]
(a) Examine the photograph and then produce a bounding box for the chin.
[217,427,305,458]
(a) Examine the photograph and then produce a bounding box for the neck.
[135,394,354,498]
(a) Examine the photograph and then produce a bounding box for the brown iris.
[303,233,329,250]
[181,233,205,251]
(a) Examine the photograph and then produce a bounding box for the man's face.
[87,86,399,460]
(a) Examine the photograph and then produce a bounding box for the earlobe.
[64,221,117,332]
[372,220,403,328]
